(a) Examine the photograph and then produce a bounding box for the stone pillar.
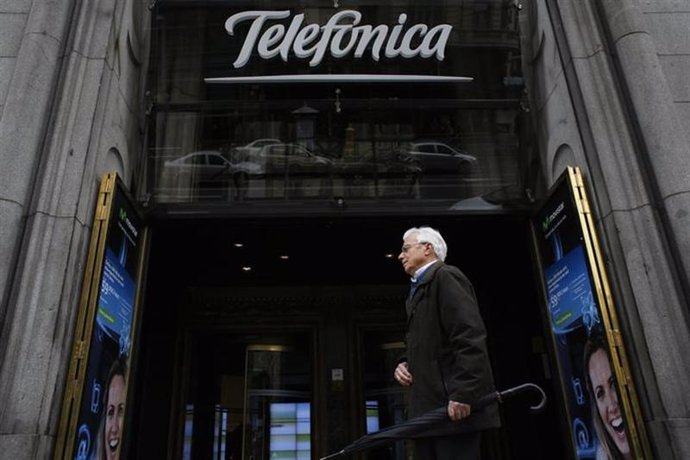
[0,0,80,454]
[596,1,690,456]
[0,0,75,328]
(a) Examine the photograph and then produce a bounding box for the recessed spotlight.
[280,255,289,260]
[233,243,244,248]
[384,253,395,259]
[241,266,252,272]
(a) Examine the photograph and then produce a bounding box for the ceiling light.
[384,253,395,259]
[234,243,244,248]
[280,255,289,260]
[242,266,252,272]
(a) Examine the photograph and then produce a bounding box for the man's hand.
[394,362,413,386]
[447,400,471,421]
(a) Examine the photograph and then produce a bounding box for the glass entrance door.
[359,330,410,460]
[243,345,311,460]
[182,332,312,460]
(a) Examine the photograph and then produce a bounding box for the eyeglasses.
[400,242,428,254]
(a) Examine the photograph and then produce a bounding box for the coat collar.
[415,260,443,286]
[406,261,443,316]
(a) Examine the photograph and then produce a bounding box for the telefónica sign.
[225,10,453,68]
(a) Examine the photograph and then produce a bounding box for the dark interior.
[129,214,569,459]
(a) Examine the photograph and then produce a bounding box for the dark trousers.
[414,432,481,460]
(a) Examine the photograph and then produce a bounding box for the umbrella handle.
[474,383,547,413]
[498,383,548,413]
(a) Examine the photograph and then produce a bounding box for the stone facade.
[0,0,688,458]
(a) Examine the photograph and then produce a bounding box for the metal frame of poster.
[530,166,652,460]
[54,172,148,460]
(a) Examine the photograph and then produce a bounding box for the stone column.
[0,0,80,455]
[0,0,75,328]
[596,0,690,456]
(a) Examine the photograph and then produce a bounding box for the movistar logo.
[118,207,138,238]
[543,202,565,232]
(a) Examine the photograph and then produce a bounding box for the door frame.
[351,322,407,460]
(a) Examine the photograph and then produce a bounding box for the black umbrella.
[320,383,547,460]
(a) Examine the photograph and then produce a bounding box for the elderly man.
[394,226,499,460]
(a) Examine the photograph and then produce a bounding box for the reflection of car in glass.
[164,151,261,179]
[253,143,333,174]
[163,150,262,199]
[401,142,477,173]
[232,138,282,160]
[249,143,334,198]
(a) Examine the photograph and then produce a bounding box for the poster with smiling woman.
[583,331,631,460]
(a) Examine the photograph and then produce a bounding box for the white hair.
[403,226,447,261]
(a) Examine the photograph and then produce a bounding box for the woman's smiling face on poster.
[105,374,126,460]
[589,349,630,457]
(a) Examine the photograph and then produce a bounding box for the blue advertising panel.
[72,180,144,460]
[533,171,634,460]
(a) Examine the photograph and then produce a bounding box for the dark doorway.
[129,215,567,459]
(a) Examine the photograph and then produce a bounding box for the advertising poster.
[71,181,143,460]
[532,172,634,460]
